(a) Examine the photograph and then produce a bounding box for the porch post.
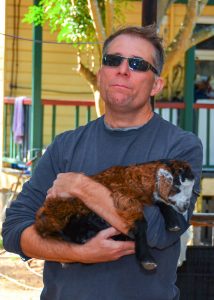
[31,0,43,163]
[142,0,157,26]
[142,0,157,110]
[183,46,195,132]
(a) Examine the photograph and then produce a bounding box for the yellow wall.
[0,0,6,169]
[5,1,92,100]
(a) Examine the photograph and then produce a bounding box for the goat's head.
[154,160,195,214]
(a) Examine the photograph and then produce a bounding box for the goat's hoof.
[168,225,180,232]
[141,260,157,271]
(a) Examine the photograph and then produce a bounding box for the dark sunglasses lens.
[103,55,122,67]
[129,58,149,71]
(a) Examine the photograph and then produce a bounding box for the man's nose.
[117,58,130,76]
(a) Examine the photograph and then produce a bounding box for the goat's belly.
[62,212,130,243]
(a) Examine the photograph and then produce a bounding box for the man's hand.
[21,225,135,264]
[77,227,135,264]
[46,172,87,199]
[46,172,129,235]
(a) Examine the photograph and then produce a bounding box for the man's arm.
[20,176,134,263]
[45,170,190,251]
[20,225,135,264]
[2,137,134,264]
[46,172,129,235]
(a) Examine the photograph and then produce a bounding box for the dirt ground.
[0,251,44,300]
[0,191,43,299]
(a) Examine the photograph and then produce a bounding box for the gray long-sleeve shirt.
[2,113,203,300]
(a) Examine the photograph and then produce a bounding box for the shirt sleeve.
[144,132,203,249]
[2,137,62,259]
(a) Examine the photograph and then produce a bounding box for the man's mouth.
[111,82,131,89]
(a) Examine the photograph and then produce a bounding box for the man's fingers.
[46,188,72,199]
[99,227,121,239]
[98,227,135,248]
[46,188,56,199]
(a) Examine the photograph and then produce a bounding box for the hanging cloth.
[12,96,25,144]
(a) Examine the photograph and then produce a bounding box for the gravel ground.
[0,251,44,300]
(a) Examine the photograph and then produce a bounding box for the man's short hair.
[102,25,165,75]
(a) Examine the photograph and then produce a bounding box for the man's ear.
[97,69,101,90]
[150,77,164,97]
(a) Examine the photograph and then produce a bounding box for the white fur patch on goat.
[154,168,195,214]
[169,177,195,213]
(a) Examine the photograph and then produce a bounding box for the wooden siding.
[4,1,143,101]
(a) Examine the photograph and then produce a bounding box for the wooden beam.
[142,0,157,110]
[31,0,43,168]
[142,0,157,25]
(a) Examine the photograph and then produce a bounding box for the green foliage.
[23,0,125,46]
[23,0,96,44]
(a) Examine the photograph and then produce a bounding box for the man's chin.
[108,95,132,106]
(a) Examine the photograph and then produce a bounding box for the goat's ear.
[156,168,173,201]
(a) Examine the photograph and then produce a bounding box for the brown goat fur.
[35,159,195,270]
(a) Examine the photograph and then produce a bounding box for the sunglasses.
[102,54,159,75]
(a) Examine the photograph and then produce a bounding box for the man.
[2,25,202,300]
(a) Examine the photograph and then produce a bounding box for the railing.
[194,101,214,170]
[154,102,185,128]
[155,101,214,171]
[3,98,214,171]
[3,97,96,166]
[190,213,214,246]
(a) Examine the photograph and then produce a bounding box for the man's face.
[97,34,163,114]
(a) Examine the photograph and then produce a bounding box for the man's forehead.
[106,34,155,60]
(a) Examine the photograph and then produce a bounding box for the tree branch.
[162,0,198,77]
[77,61,98,92]
[105,0,114,37]
[197,0,209,15]
[157,0,176,27]
[189,25,214,48]
[87,0,106,56]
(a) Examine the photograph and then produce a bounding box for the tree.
[24,0,214,114]
[159,0,214,76]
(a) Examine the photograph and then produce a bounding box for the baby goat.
[35,159,195,270]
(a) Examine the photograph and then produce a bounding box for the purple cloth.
[12,96,25,144]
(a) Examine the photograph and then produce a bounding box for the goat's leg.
[134,219,157,271]
[156,202,181,231]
